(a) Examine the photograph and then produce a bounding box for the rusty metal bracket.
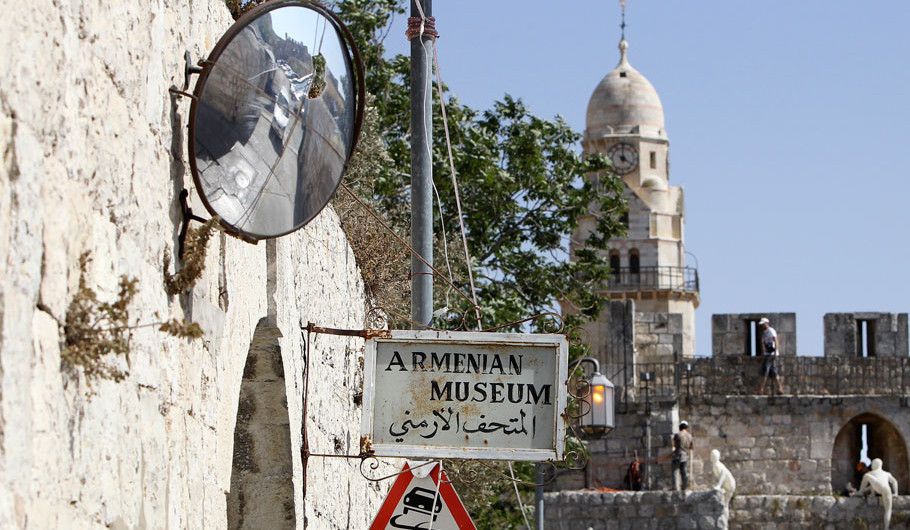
[303,321,391,339]
[183,50,203,90]
[176,189,208,259]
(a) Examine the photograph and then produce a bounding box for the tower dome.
[586,40,665,140]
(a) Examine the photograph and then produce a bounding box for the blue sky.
[385,1,910,356]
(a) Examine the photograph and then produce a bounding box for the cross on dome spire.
[620,0,627,40]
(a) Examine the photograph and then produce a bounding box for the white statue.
[859,458,898,530]
[711,449,736,507]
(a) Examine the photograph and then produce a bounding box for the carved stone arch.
[228,320,294,529]
[831,412,909,495]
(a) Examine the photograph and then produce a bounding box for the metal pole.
[410,0,434,328]
[645,382,652,490]
[645,417,652,491]
[535,463,545,530]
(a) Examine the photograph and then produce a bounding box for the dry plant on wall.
[62,252,203,384]
[333,97,411,321]
[163,216,220,296]
[226,0,270,19]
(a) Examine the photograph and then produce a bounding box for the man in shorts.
[672,421,695,490]
[758,317,784,395]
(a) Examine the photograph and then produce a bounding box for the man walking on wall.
[758,317,785,395]
[672,421,694,491]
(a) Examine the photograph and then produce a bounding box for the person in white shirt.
[758,317,784,395]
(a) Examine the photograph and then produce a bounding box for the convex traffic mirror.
[188,0,364,240]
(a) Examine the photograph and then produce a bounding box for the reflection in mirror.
[189,2,361,240]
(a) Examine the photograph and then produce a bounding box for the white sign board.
[361,330,568,461]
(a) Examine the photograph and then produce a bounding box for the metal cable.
[430,36,482,327]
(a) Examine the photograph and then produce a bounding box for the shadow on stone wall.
[228,320,294,530]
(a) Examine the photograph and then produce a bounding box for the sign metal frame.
[361,330,568,461]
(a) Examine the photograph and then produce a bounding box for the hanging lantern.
[580,370,615,437]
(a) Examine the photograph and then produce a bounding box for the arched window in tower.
[610,251,621,277]
[629,250,640,276]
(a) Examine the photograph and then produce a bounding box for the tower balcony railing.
[606,266,699,293]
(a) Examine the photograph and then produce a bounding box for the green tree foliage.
[228,0,626,525]
[329,1,625,526]
[332,0,625,332]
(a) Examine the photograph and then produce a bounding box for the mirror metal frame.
[187,0,365,241]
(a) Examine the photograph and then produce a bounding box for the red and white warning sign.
[370,462,476,530]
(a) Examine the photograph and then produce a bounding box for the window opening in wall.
[619,212,629,228]
[744,320,760,356]
[832,412,909,496]
[629,250,640,275]
[857,319,876,357]
[649,151,656,169]
[860,424,872,466]
[620,71,627,78]
[610,252,621,276]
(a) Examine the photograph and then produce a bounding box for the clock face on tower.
[607,142,639,175]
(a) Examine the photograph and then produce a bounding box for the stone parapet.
[729,495,910,530]
[544,490,727,529]
[824,312,909,358]
[712,313,796,356]
[683,396,910,496]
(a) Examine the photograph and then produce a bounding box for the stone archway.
[831,412,909,495]
[228,321,294,529]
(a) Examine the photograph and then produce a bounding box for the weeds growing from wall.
[62,252,203,383]
[163,216,219,295]
[62,253,137,382]
[226,0,269,19]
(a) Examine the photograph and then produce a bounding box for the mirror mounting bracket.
[177,189,257,258]
[183,50,204,90]
[177,189,210,259]
[167,51,204,100]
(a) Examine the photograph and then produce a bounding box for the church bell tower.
[575,37,700,360]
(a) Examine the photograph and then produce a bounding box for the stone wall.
[712,313,797,356]
[0,1,389,528]
[544,491,910,530]
[729,495,910,530]
[580,300,636,369]
[682,396,910,496]
[824,312,909,358]
[636,312,684,363]
[553,400,680,492]
[544,490,728,530]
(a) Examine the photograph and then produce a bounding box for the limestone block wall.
[729,495,910,530]
[577,299,636,399]
[682,396,910,496]
[0,1,389,528]
[544,490,728,530]
[636,312,683,362]
[551,401,679,492]
[712,313,797,356]
[824,312,909,358]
